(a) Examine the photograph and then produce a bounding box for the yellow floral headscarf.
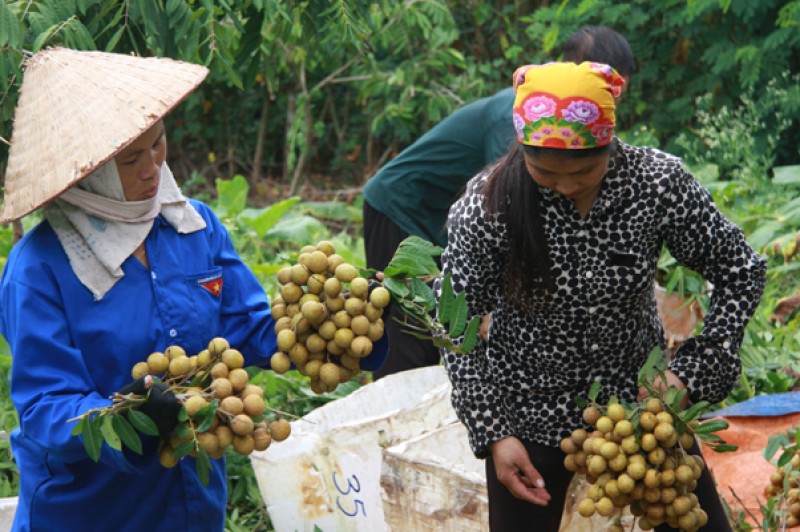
[512,61,625,149]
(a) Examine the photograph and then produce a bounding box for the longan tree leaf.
[711,443,738,453]
[195,400,219,433]
[174,439,195,460]
[460,317,481,353]
[778,452,794,468]
[83,417,103,462]
[679,401,711,424]
[71,417,85,436]
[126,410,159,437]
[196,449,211,487]
[588,382,601,402]
[178,408,189,422]
[100,415,122,451]
[447,292,468,337]
[692,419,729,434]
[112,414,142,455]
[637,346,666,387]
[383,236,442,278]
[765,433,791,461]
[409,277,435,311]
[382,277,409,298]
[438,274,454,324]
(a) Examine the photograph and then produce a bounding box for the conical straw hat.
[1,47,209,222]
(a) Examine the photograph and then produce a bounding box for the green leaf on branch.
[83,417,103,462]
[127,410,159,437]
[112,414,142,455]
[692,419,730,434]
[438,274,454,324]
[382,277,409,298]
[448,292,467,337]
[101,415,122,451]
[71,417,85,436]
[711,443,738,453]
[637,346,666,387]
[679,401,711,424]
[460,317,481,353]
[410,277,435,311]
[195,400,219,433]
[383,236,442,278]
[197,448,211,487]
[174,439,195,460]
[588,382,601,402]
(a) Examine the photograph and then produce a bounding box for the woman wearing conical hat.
[0,48,384,531]
[438,62,766,531]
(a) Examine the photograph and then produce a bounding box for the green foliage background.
[0,1,798,530]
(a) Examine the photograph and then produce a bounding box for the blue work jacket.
[0,201,278,531]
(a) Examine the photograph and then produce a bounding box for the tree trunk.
[283,92,297,183]
[251,92,271,184]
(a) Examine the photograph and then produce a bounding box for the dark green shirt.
[363,88,514,248]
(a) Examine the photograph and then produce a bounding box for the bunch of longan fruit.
[129,337,291,469]
[561,398,708,531]
[269,240,390,394]
[764,453,800,528]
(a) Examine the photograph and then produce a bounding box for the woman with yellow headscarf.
[438,61,765,531]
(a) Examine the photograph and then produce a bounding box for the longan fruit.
[210,362,229,379]
[269,419,291,442]
[253,427,272,452]
[131,361,150,380]
[326,254,345,274]
[196,432,219,455]
[233,434,256,456]
[349,277,369,299]
[221,348,245,369]
[306,251,329,274]
[241,384,263,399]
[231,414,255,436]
[364,303,383,322]
[210,377,233,399]
[277,266,292,285]
[289,343,309,366]
[334,263,358,283]
[220,396,244,416]
[306,273,327,295]
[319,363,341,387]
[215,425,234,449]
[277,329,297,352]
[196,349,213,368]
[344,297,365,316]
[315,240,336,256]
[169,356,192,377]
[182,395,208,417]
[323,278,342,298]
[350,336,373,358]
[369,286,391,309]
[159,445,179,468]
[147,352,170,374]
[165,345,186,360]
[289,263,310,285]
[243,394,265,417]
[228,368,249,393]
[208,337,230,357]
[326,295,345,312]
[270,351,291,374]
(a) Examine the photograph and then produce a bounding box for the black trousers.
[485,439,732,532]
[362,200,440,379]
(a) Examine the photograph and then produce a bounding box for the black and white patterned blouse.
[440,141,767,458]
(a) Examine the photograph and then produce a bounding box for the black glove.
[118,377,181,438]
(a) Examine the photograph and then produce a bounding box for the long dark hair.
[483,142,614,305]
